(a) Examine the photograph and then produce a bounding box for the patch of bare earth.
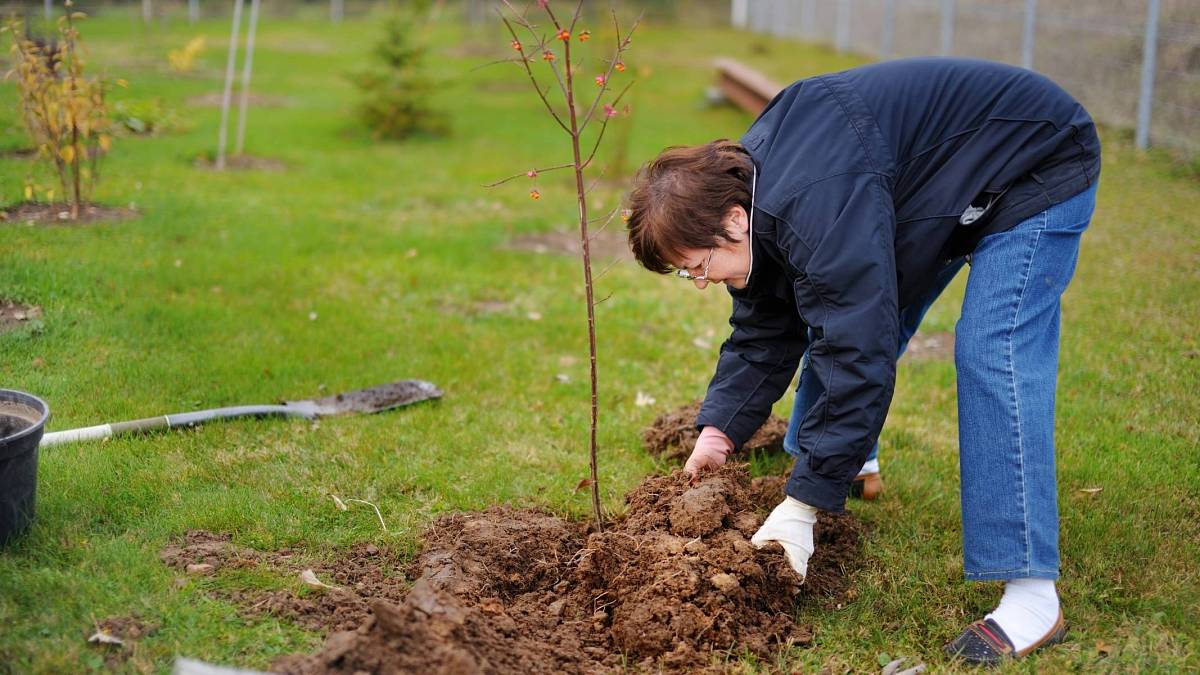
[159,531,408,634]
[0,203,137,226]
[269,465,865,674]
[194,154,289,172]
[645,400,789,462]
[506,230,631,260]
[0,300,42,334]
[904,331,955,361]
[186,92,292,108]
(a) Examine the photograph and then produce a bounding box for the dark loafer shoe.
[849,472,882,500]
[944,610,1066,665]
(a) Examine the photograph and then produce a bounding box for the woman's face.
[672,205,751,290]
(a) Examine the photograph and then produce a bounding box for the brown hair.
[625,140,754,274]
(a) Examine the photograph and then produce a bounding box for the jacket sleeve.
[695,270,808,450]
[784,173,900,511]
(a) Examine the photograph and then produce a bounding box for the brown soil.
[273,465,865,674]
[506,230,631,260]
[194,154,289,172]
[644,400,790,461]
[186,92,293,108]
[904,331,955,361]
[0,300,42,335]
[160,532,408,634]
[0,202,138,226]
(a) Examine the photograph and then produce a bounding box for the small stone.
[185,563,214,575]
[709,572,740,594]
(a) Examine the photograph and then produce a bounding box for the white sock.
[858,459,880,476]
[984,578,1060,652]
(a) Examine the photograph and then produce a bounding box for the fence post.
[1136,0,1161,151]
[44,0,51,21]
[882,0,896,59]
[331,0,344,23]
[234,0,261,157]
[190,0,200,24]
[216,0,244,171]
[731,0,748,29]
[142,0,152,24]
[940,0,955,55]
[1021,0,1037,68]
[836,0,852,53]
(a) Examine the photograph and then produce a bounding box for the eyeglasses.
[675,248,714,282]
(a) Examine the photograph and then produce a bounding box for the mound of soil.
[644,401,789,461]
[275,466,865,674]
[0,202,137,226]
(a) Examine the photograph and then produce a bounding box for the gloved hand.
[751,496,818,581]
[684,426,734,478]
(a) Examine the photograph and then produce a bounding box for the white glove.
[751,496,817,581]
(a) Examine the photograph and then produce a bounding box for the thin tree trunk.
[561,27,603,533]
[234,0,261,156]
[216,0,244,171]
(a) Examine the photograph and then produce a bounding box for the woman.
[624,57,1100,664]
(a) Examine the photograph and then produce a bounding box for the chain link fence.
[733,0,1200,157]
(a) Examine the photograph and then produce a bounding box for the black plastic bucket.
[0,389,49,547]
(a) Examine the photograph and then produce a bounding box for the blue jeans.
[784,258,967,464]
[957,183,1096,580]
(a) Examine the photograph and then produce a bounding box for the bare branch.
[594,291,616,306]
[594,258,623,282]
[578,12,642,135]
[484,162,575,188]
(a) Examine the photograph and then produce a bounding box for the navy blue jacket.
[695,58,1101,511]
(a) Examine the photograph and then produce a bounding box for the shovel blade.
[292,380,443,416]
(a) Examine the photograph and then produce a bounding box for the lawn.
[1,4,1197,673]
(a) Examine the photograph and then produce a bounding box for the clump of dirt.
[92,615,157,642]
[276,465,865,674]
[644,400,789,461]
[904,331,955,361]
[506,230,631,260]
[0,203,138,226]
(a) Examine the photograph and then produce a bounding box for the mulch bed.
[505,230,632,260]
[193,154,289,172]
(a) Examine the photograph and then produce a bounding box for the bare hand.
[684,426,735,478]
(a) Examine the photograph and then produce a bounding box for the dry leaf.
[692,338,711,350]
[87,631,124,646]
[635,391,656,407]
[573,478,593,494]
[527,311,542,321]
[1096,639,1112,655]
[555,373,570,384]
[185,563,214,575]
[330,494,348,511]
[1079,487,1103,495]
[299,569,340,590]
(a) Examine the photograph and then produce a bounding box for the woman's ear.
[724,205,749,239]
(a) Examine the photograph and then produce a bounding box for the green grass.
[2,6,1198,673]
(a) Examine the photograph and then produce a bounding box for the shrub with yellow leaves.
[168,36,206,74]
[2,2,120,220]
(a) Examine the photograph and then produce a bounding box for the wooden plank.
[713,57,783,115]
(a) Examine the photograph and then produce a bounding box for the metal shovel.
[39,380,442,447]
